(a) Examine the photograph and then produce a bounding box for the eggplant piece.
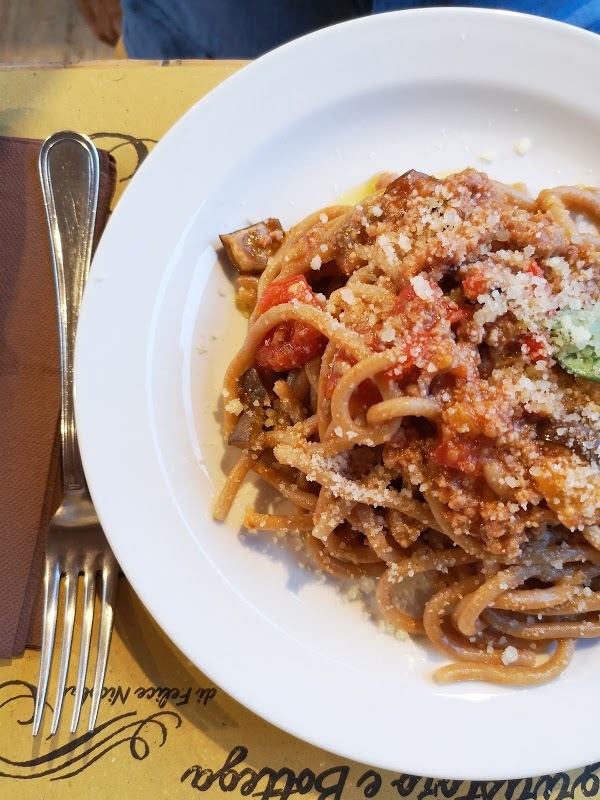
[538,418,600,465]
[228,410,263,449]
[220,219,284,274]
[383,170,439,204]
[238,367,270,406]
[227,368,271,449]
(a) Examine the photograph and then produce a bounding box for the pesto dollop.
[552,306,600,381]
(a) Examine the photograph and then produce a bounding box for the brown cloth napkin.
[0,135,116,659]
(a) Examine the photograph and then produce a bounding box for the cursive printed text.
[63,684,217,709]
[181,746,600,800]
[181,746,350,800]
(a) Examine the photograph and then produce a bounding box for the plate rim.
[76,7,600,780]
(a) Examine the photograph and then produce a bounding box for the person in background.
[78,0,600,58]
[77,0,122,46]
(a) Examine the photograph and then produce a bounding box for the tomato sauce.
[255,276,326,371]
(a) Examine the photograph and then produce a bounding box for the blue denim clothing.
[122,0,370,59]
[122,0,600,59]
[373,0,600,32]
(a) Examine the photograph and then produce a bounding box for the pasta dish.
[214,168,600,685]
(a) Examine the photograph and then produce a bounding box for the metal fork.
[32,132,119,736]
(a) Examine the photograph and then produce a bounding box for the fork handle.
[40,132,100,491]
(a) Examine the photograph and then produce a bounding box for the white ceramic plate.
[76,9,600,780]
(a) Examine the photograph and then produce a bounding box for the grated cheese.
[339,287,357,305]
[225,399,243,415]
[500,648,519,667]
[513,137,532,156]
[410,274,436,301]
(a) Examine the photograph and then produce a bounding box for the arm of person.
[76,0,122,46]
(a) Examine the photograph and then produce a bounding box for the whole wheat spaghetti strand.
[482,462,518,501]
[483,608,600,639]
[529,592,600,615]
[304,356,321,394]
[251,460,318,512]
[453,565,555,637]
[244,510,314,533]
[350,506,408,562]
[493,180,537,211]
[261,415,318,448]
[434,639,576,685]
[547,185,600,233]
[312,489,355,542]
[329,347,407,443]
[491,585,579,612]
[375,570,427,633]
[384,548,480,578]
[537,189,578,238]
[213,454,256,521]
[273,443,439,529]
[323,526,383,565]
[490,564,600,612]
[422,577,536,666]
[423,492,493,559]
[376,550,480,633]
[316,341,339,440]
[366,397,440,425]
[517,544,600,568]
[306,534,385,579]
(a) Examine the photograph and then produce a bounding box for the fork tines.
[33,542,118,736]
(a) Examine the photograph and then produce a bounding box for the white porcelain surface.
[76,9,600,780]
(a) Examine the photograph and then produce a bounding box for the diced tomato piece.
[256,274,322,313]
[392,283,417,313]
[524,259,544,278]
[256,321,326,371]
[462,271,488,301]
[521,333,546,363]
[324,350,382,414]
[255,275,326,371]
[349,379,382,417]
[431,435,489,475]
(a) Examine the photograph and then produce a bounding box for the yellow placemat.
[0,60,246,207]
[0,61,598,800]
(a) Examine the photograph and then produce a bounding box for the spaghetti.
[214,168,600,685]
